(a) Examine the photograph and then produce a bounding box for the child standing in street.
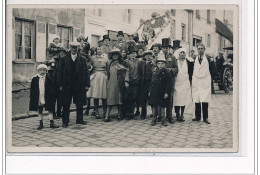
[29,64,59,130]
[149,53,172,126]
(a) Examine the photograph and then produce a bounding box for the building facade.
[12,8,85,82]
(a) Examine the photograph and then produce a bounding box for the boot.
[50,120,59,128]
[176,113,181,121]
[179,114,185,122]
[37,120,43,130]
[162,120,168,126]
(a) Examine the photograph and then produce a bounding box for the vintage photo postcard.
[6,4,239,153]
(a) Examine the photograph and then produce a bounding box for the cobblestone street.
[12,91,233,149]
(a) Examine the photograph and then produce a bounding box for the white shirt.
[71,53,77,62]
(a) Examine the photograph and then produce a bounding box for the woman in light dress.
[87,46,109,119]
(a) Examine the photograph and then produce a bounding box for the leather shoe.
[150,120,156,126]
[162,121,168,126]
[192,118,200,121]
[62,123,68,128]
[168,117,174,124]
[157,117,162,122]
[76,121,87,125]
[203,119,211,124]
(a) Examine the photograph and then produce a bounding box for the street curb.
[12,105,102,121]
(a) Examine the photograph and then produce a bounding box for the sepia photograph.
[7,4,238,152]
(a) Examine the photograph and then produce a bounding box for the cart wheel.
[223,67,233,93]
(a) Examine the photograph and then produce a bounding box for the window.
[207,10,211,24]
[123,9,132,24]
[15,19,35,60]
[207,34,211,47]
[193,35,202,47]
[57,26,71,49]
[171,9,176,16]
[170,20,176,39]
[92,9,102,16]
[91,35,100,47]
[181,23,186,41]
[196,10,200,19]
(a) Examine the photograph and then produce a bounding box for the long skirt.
[87,72,107,99]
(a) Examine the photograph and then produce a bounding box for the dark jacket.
[148,68,172,107]
[56,52,90,106]
[29,75,55,111]
[165,53,178,88]
[137,60,154,104]
[186,59,195,84]
[206,55,218,80]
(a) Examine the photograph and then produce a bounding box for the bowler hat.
[128,46,138,54]
[143,50,153,56]
[172,40,182,49]
[136,44,146,51]
[103,35,110,41]
[150,43,162,50]
[161,38,171,48]
[117,31,124,37]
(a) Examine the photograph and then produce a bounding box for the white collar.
[71,53,77,62]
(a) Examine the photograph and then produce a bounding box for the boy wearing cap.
[149,53,173,126]
[56,42,90,128]
[124,46,139,120]
[137,50,154,119]
[29,64,59,130]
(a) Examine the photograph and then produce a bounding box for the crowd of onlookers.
[29,30,218,130]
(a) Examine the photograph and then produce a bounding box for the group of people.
[29,30,217,130]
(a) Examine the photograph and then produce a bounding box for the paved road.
[12,91,233,149]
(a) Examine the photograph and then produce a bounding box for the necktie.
[199,55,202,64]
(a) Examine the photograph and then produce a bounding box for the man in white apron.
[192,43,217,124]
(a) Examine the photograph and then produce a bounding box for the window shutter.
[73,27,81,41]
[47,23,57,46]
[12,17,15,61]
[36,21,47,62]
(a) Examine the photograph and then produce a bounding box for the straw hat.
[108,48,121,60]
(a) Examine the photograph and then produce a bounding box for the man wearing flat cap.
[112,31,127,50]
[161,38,178,124]
[56,41,90,128]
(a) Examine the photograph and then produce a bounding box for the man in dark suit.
[56,42,90,128]
[161,38,178,123]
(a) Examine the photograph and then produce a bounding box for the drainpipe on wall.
[187,10,193,54]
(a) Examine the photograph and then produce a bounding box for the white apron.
[192,55,211,103]
[173,59,192,106]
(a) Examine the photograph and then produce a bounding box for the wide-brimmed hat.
[161,38,171,48]
[69,41,80,48]
[126,40,136,48]
[150,43,162,50]
[156,53,167,63]
[128,46,138,54]
[108,48,121,60]
[143,50,153,56]
[172,40,182,49]
[103,35,110,41]
[136,44,147,51]
[53,35,60,42]
[117,31,124,37]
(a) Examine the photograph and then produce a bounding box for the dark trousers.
[125,82,137,117]
[52,89,62,116]
[195,102,209,120]
[62,91,84,125]
[166,91,173,119]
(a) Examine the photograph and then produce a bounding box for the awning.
[215,18,233,43]
[223,47,233,50]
